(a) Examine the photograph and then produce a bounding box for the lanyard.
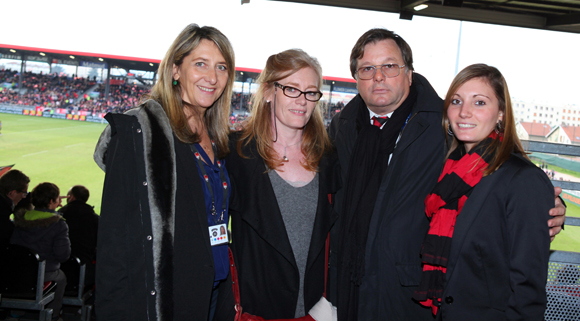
[190,142,228,224]
[400,112,412,132]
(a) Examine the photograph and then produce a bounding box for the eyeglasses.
[274,82,323,102]
[355,64,406,80]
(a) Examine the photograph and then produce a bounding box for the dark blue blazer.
[437,153,553,321]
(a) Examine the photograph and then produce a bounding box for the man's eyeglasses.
[274,82,323,102]
[355,64,406,80]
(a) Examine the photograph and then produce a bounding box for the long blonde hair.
[443,63,526,175]
[237,49,331,171]
[146,24,235,158]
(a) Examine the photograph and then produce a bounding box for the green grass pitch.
[1,113,106,214]
[1,112,577,252]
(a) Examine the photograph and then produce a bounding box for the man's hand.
[549,186,566,242]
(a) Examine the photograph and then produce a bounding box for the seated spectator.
[59,185,98,286]
[0,169,30,247]
[11,182,70,321]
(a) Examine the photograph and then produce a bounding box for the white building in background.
[559,104,580,127]
[513,98,580,128]
[512,98,561,127]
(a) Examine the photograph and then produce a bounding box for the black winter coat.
[328,73,444,320]
[0,194,14,247]
[227,134,340,319]
[60,200,99,264]
[94,101,234,321]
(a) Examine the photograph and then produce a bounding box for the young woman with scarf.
[413,64,553,321]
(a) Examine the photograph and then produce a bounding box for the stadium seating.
[0,244,56,321]
[60,256,93,321]
[0,69,95,108]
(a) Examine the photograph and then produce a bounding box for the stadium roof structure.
[274,0,580,34]
[236,66,357,86]
[0,44,357,86]
[0,44,160,73]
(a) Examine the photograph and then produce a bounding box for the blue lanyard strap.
[190,142,228,223]
[400,112,412,132]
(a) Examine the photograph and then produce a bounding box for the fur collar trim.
[13,209,64,228]
[94,100,176,320]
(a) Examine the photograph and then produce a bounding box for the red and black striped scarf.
[413,133,500,315]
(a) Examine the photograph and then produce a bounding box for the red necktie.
[372,116,388,128]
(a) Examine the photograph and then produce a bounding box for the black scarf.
[337,85,417,321]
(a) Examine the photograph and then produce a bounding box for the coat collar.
[13,209,63,228]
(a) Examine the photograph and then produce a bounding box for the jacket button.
[136,128,142,133]
[143,181,148,186]
[445,296,454,304]
[146,235,152,241]
[150,290,156,295]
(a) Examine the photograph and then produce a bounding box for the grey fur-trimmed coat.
[94,100,234,321]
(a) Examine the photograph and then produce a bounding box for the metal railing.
[521,140,580,320]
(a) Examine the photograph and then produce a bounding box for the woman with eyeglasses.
[413,64,552,320]
[226,49,340,319]
[94,24,235,321]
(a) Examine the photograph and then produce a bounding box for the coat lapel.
[237,142,297,268]
[444,172,499,280]
[136,103,177,320]
[305,153,340,272]
[391,113,430,156]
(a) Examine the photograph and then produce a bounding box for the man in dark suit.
[60,185,99,285]
[0,169,30,247]
[328,28,567,320]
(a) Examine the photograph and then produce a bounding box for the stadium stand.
[1,69,354,125]
[75,83,149,115]
[0,70,95,108]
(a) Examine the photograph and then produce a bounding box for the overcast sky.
[2,0,579,105]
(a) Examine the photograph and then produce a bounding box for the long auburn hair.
[237,49,331,172]
[443,63,527,176]
[146,24,235,158]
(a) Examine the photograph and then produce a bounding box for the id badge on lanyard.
[209,223,229,246]
[191,143,229,247]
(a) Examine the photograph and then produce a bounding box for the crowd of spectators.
[232,92,251,111]
[1,69,353,124]
[73,83,149,115]
[0,69,95,108]
[325,101,346,119]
